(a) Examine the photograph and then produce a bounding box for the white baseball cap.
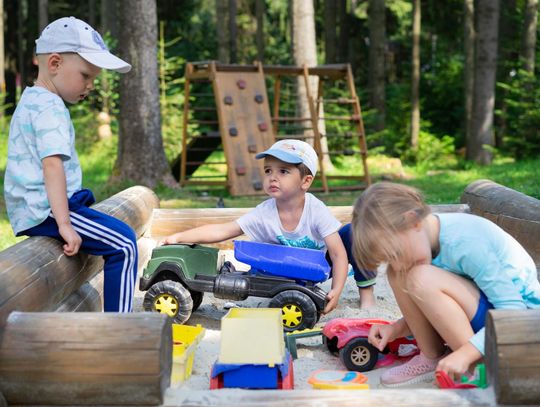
[35,16,131,73]
[256,139,318,176]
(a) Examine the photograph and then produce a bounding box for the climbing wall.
[212,70,275,195]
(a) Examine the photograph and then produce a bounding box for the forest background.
[0,0,539,250]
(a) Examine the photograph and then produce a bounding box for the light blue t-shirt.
[432,213,540,354]
[4,86,82,235]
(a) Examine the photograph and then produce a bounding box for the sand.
[133,251,436,392]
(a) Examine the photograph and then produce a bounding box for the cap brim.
[79,51,132,73]
[255,149,303,164]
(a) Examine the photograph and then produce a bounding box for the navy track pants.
[21,189,138,312]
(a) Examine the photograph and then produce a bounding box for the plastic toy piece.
[308,369,369,390]
[323,318,418,372]
[237,79,247,89]
[284,327,323,359]
[229,127,238,137]
[436,363,487,389]
[171,324,206,387]
[224,95,233,105]
[258,122,268,132]
[254,94,264,104]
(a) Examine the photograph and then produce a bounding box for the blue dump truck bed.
[234,241,331,283]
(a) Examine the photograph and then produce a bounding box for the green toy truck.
[139,241,331,331]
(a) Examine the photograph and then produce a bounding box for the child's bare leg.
[405,264,479,351]
[358,285,376,309]
[388,269,447,359]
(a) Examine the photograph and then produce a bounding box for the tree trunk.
[464,0,474,151]
[324,0,337,63]
[115,0,175,188]
[216,0,229,63]
[37,0,47,32]
[255,0,264,62]
[368,0,386,132]
[88,0,96,27]
[101,0,118,38]
[467,0,499,164]
[410,0,420,149]
[292,0,333,171]
[229,0,237,63]
[337,0,349,62]
[522,0,538,73]
[0,0,5,119]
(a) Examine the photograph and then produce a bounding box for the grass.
[1,133,539,251]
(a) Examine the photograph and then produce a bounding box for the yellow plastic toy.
[171,323,206,386]
[308,369,370,390]
[218,308,285,365]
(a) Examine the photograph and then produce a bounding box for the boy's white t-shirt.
[4,86,82,234]
[236,192,341,251]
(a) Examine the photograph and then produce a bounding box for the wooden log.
[164,387,496,406]
[0,312,172,406]
[485,309,540,405]
[0,186,159,331]
[148,204,470,249]
[461,179,540,271]
[54,237,156,313]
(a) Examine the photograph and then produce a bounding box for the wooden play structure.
[176,61,371,195]
[0,180,539,405]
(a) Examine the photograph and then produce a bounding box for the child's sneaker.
[380,352,444,387]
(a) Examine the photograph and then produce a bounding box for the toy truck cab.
[140,241,330,332]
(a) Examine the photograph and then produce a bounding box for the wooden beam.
[164,387,496,406]
[148,204,470,249]
[485,309,540,405]
[0,186,159,331]
[461,179,540,271]
[0,312,171,406]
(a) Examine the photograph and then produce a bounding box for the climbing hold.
[237,79,247,89]
[224,95,233,105]
[254,94,264,104]
[252,181,263,191]
[258,122,268,132]
[236,166,247,175]
[229,127,238,137]
[248,144,257,153]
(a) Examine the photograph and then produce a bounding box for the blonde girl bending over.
[352,182,540,387]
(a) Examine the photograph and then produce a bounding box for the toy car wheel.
[269,290,318,332]
[324,336,340,356]
[143,280,193,324]
[191,290,204,312]
[340,337,379,372]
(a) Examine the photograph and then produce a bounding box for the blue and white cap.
[256,139,318,176]
[35,16,131,73]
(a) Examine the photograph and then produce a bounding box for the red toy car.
[323,318,418,372]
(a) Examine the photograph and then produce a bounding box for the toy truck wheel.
[143,280,193,324]
[340,337,379,372]
[191,290,204,312]
[269,290,318,332]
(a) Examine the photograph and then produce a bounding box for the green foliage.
[498,69,540,159]
[398,131,456,169]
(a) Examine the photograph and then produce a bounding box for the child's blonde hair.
[352,182,431,272]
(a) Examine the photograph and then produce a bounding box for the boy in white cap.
[162,139,348,314]
[4,17,137,312]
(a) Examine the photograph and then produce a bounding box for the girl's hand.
[368,323,396,352]
[436,342,482,380]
